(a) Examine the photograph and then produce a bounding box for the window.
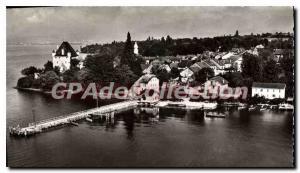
[260,89,263,92]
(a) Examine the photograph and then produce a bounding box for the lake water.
[6,45,294,167]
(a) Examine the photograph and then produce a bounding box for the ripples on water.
[6,45,294,167]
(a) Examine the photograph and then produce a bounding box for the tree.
[113,65,138,86]
[70,58,80,70]
[156,69,170,86]
[84,54,115,83]
[21,66,38,76]
[161,37,165,43]
[39,71,60,90]
[195,67,215,84]
[241,53,263,81]
[235,30,239,37]
[263,59,280,82]
[170,67,180,79]
[17,76,33,88]
[53,66,61,76]
[44,61,53,72]
[279,56,294,97]
[222,72,245,87]
[63,69,78,83]
[166,35,172,45]
[121,32,134,65]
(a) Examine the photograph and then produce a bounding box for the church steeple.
[134,42,139,55]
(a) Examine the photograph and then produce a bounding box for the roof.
[180,68,194,77]
[252,82,286,89]
[196,61,210,69]
[208,76,229,85]
[227,55,242,62]
[55,41,78,57]
[139,74,156,84]
[170,62,178,69]
[142,64,153,74]
[140,64,150,71]
[221,52,234,59]
[189,63,202,73]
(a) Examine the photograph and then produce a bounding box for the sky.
[7,6,294,44]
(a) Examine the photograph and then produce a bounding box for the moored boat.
[279,103,294,110]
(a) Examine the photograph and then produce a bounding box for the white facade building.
[52,41,79,72]
[252,82,286,99]
[131,74,159,95]
[180,68,194,83]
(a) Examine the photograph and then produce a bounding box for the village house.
[252,82,286,99]
[204,76,229,88]
[180,67,194,83]
[201,76,230,98]
[131,74,160,95]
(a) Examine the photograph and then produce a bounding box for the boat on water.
[238,103,247,110]
[205,111,226,118]
[248,105,257,111]
[279,103,294,110]
[85,117,93,122]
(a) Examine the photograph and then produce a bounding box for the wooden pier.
[9,100,138,137]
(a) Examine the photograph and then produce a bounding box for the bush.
[17,76,33,88]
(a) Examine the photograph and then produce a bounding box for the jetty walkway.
[9,100,138,137]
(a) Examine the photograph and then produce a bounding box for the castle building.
[134,42,139,55]
[52,41,79,72]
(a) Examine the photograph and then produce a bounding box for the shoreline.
[14,87,52,94]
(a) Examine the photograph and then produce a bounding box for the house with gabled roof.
[204,76,229,87]
[180,67,194,83]
[130,74,160,98]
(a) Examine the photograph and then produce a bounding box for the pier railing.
[10,100,138,136]
[29,100,138,127]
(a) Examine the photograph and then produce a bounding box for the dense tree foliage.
[39,71,60,90]
[17,76,33,88]
[81,32,293,57]
[44,61,53,72]
[195,67,215,84]
[21,66,38,76]
[241,53,263,81]
[83,54,115,83]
